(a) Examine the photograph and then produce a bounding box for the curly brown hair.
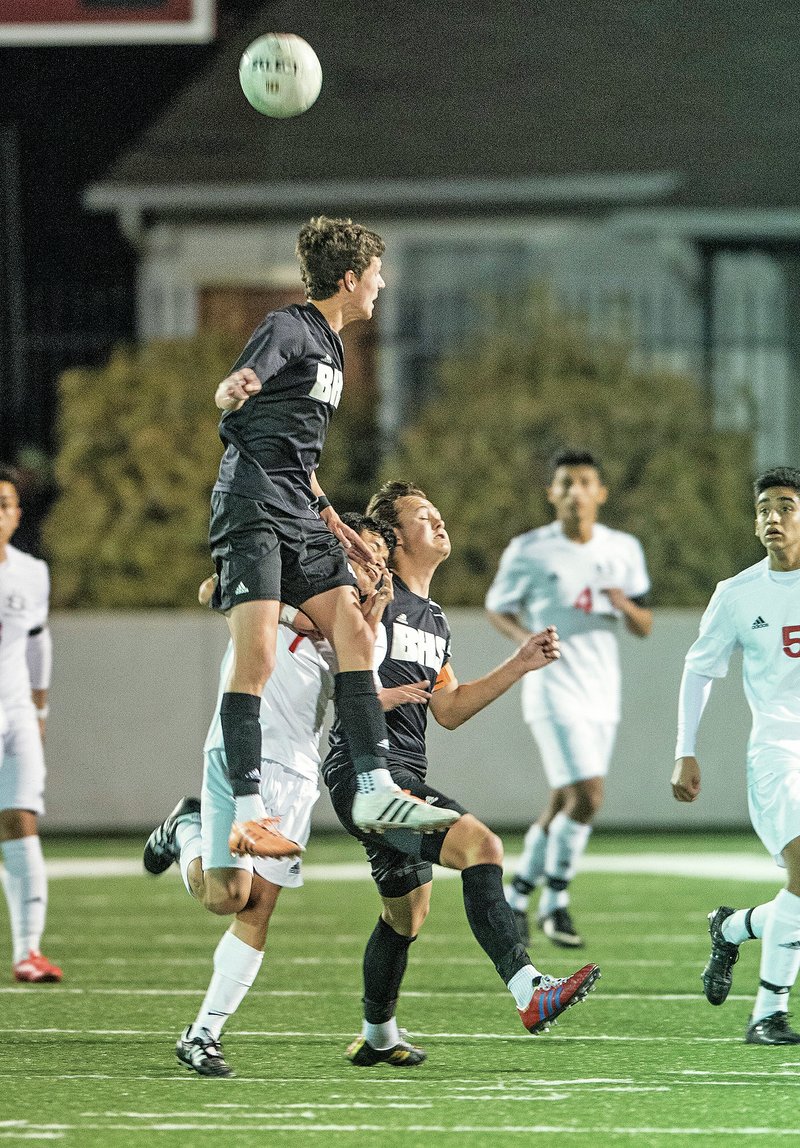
[295,216,385,300]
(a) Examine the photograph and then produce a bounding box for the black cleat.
[176,1025,233,1076]
[745,1012,800,1045]
[346,1034,426,1067]
[510,906,531,947]
[702,906,739,1005]
[539,907,584,949]
[143,796,201,876]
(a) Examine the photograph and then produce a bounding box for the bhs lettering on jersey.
[391,621,446,671]
[308,362,343,408]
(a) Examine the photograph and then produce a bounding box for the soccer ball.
[239,33,323,119]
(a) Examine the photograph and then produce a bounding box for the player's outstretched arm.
[215,367,262,411]
[671,756,702,802]
[429,627,559,730]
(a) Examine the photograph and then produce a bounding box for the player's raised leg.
[441,814,599,1034]
[221,600,302,855]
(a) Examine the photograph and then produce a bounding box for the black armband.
[317,495,331,512]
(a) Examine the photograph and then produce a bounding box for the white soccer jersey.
[486,521,650,723]
[204,625,337,782]
[684,558,800,779]
[0,544,50,715]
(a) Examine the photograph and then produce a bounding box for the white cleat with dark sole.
[352,788,460,834]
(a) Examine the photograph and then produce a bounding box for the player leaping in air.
[205,217,459,859]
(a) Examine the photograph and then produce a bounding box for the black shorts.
[323,757,467,898]
[209,490,356,612]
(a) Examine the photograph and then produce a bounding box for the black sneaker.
[702,906,739,1005]
[143,796,201,876]
[510,906,531,947]
[745,1012,800,1045]
[346,1033,426,1067]
[539,907,584,948]
[175,1025,233,1076]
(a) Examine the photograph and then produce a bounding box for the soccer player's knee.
[203,875,249,915]
[479,827,504,866]
[465,821,504,866]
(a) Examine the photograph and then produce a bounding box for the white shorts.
[748,770,800,868]
[201,749,319,887]
[527,718,617,790]
[0,714,46,816]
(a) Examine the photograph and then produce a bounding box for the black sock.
[462,863,530,984]
[219,692,262,797]
[362,917,416,1024]
[334,670,389,776]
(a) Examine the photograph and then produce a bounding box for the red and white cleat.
[518,962,600,1034]
[228,817,304,859]
[13,951,63,984]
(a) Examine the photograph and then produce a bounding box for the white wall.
[40,608,751,834]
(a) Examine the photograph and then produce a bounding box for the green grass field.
[2,831,799,1147]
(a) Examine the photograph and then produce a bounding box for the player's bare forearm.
[430,630,558,730]
[671,756,701,802]
[215,367,262,411]
[604,588,653,637]
[485,608,531,645]
[379,681,431,712]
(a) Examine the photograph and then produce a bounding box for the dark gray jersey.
[325,577,452,779]
[213,302,344,518]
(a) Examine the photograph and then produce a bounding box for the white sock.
[234,794,266,823]
[507,824,548,911]
[722,903,769,945]
[175,817,203,896]
[1,836,48,964]
[363,1018,400,1049]
[356,767,395,795]
[753,889,800,1023]
[507,963,543,1009]
[190,930,264,1041]
[539,813,592,915]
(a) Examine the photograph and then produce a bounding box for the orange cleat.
[13,951,63,984]
[228,817,304,859]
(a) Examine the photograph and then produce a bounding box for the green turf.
[2,833,797,1147]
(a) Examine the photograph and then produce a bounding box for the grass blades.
[0,831,796,1147]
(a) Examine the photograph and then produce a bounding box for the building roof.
[87,1,800,220]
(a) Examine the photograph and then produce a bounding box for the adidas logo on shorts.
[234,581,250,595]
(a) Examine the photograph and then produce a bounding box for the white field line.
[0,1025,755,1042]
[2,1122,800,1136]
[0,988,753,1001]
[37,851,780,882]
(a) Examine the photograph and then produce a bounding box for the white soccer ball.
[239,33,323,119]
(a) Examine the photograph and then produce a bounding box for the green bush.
[44,335,240,607]
[379,289,761,606]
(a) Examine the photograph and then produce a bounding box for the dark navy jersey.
[324,576,452,780]
[213,302,344,518]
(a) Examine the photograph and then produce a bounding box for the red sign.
[0,0,215,44]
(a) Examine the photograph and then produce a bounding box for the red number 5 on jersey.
[783,625,800,658]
